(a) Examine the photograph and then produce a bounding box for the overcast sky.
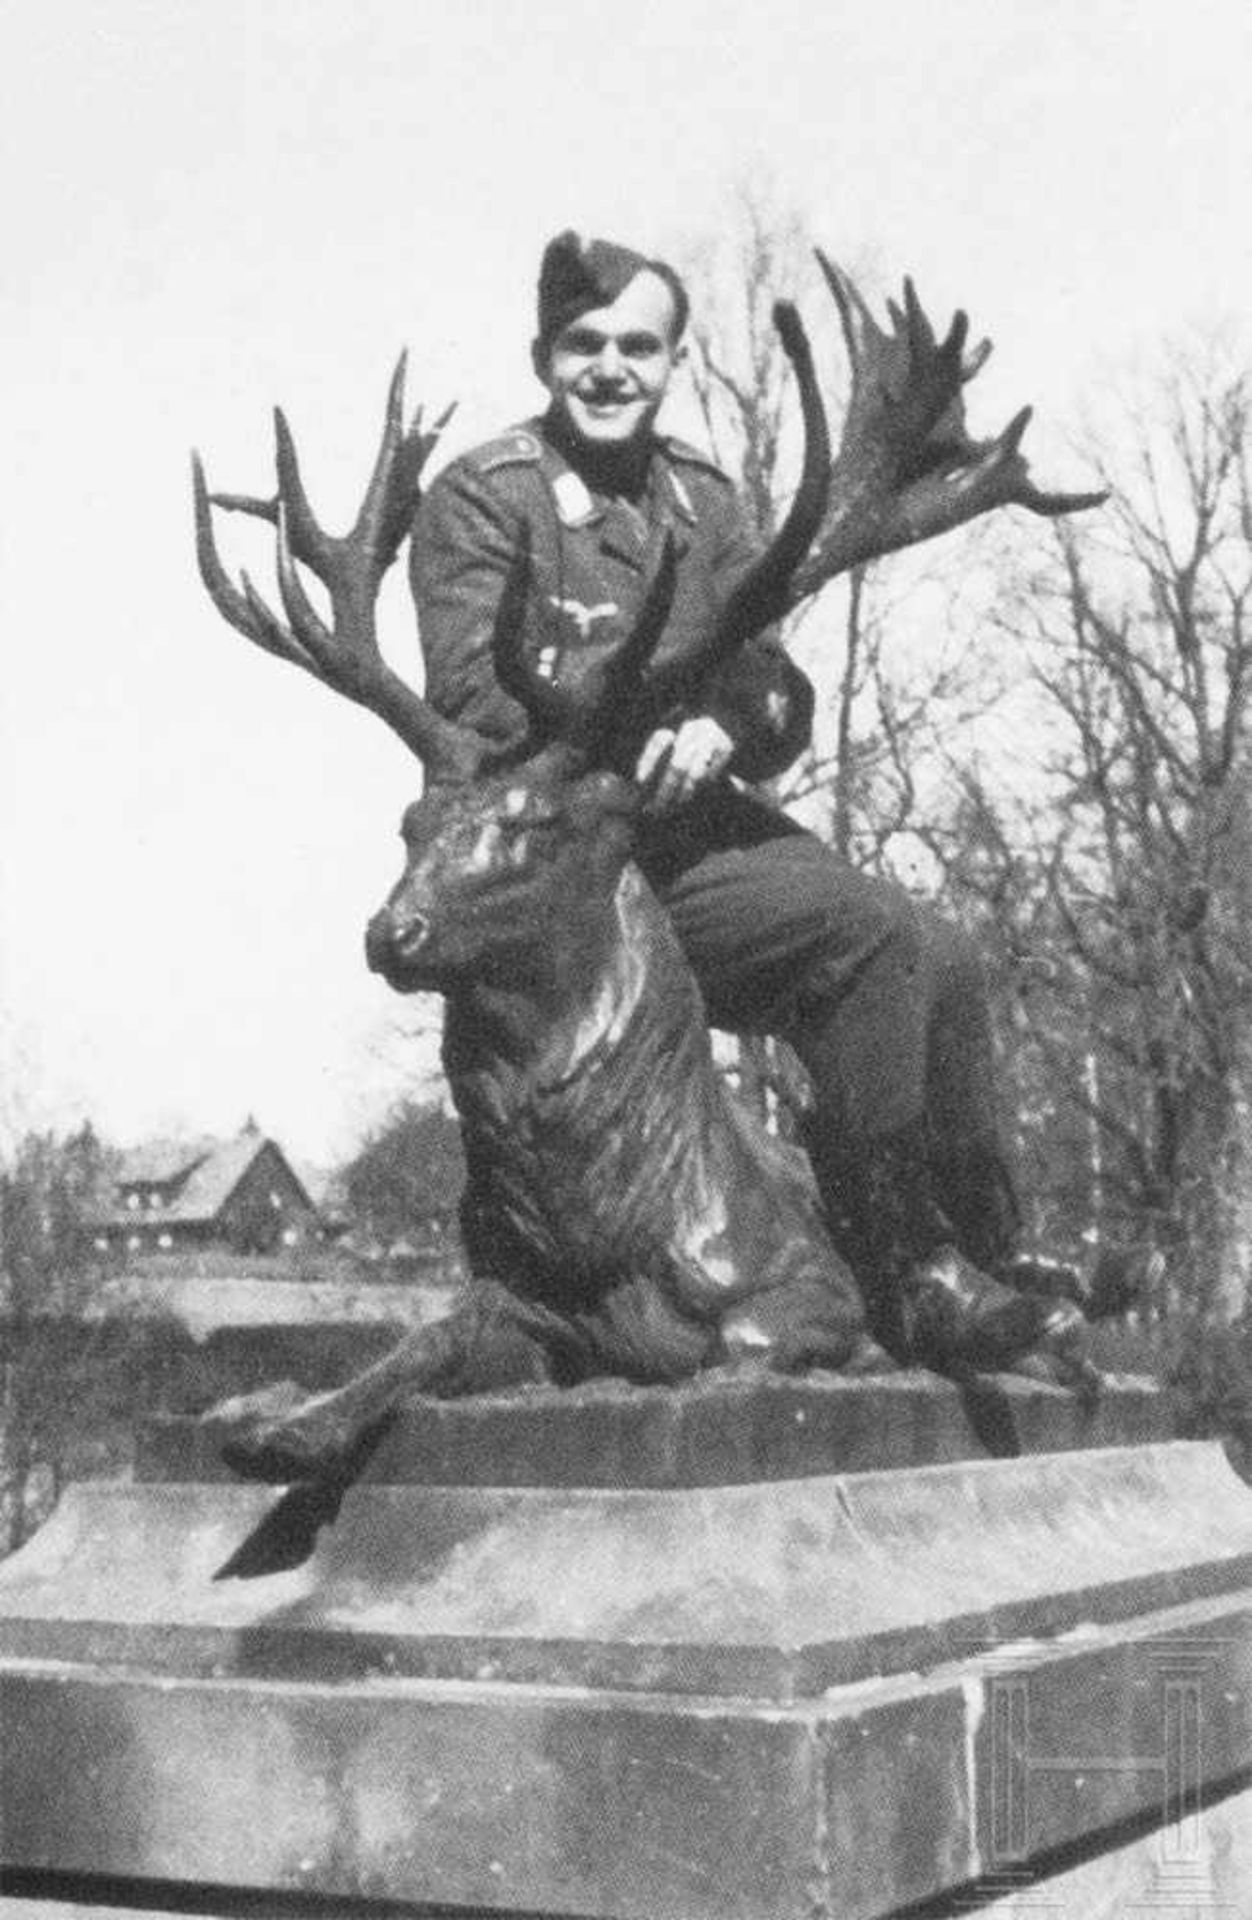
[4,0,1250,1165]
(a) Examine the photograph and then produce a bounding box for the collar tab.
[551,468,599,528]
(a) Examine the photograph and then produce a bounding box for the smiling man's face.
[536,269,683,451]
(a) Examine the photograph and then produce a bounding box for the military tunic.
[411,418,814,779]
[411,414,1019,1275]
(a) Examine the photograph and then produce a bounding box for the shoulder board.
[660,436,734,484]
[464,428,544,475]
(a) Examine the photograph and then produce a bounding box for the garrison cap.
[535,230,689,355]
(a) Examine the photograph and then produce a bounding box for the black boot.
[823,1120,1097,1385]
[900,1244,1091,1380]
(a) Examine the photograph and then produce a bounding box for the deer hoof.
[208,1388,356,1484]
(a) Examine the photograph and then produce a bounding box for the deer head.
[362,754,640,999]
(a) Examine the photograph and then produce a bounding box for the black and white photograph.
[3,3,1251,1914]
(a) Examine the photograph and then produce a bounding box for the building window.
[126,1193,140,1212]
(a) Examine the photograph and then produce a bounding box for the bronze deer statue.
[194,262,1104,1572]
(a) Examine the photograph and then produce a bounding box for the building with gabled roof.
[86,1123,319,1256]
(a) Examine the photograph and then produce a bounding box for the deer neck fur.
[443,861,700,1111]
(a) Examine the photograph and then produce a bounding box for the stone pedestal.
[1,1372,1249,1918]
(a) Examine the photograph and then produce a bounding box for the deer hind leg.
[204,1290,554,1484]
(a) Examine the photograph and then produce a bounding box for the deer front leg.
[202,1293,554,1485]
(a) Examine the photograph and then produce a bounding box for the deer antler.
[653,298,830,698]
[787,255,1107,602]
[193,359,483,781]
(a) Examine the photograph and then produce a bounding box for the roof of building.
[88,1130,314,1229]
[115,1135,218,1187]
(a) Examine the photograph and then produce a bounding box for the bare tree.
[342,1098,467,1246]
[681,195,1022,865]
[681,191,815,538]
[685,207,1252,1319]
[0,1123,135,1552]
[939,340,1252,1313]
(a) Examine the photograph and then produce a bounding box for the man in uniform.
[412,229,1084,1375]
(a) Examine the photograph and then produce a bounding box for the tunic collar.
[534,413,698,553]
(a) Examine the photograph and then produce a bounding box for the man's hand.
[635,715,736,813]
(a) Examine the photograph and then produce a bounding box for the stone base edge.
[3,1588,1248,1920]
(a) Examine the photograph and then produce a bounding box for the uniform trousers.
[637,784,1021,1279]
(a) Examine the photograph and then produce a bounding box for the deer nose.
[365,907,430,973]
